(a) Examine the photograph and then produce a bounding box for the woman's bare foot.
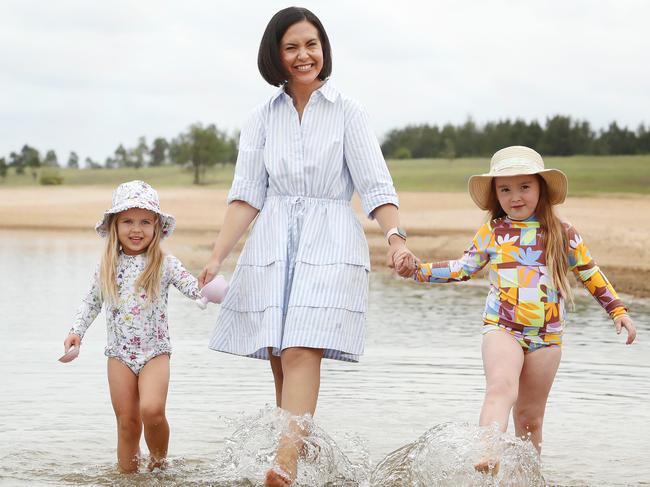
[265,436,299,486]
[265,468,293,487]
[474,457,500,476]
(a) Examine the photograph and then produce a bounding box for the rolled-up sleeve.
[343,100,399,219]
[227,106,268,210]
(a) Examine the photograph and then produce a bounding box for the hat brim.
[468,168,568,210]
[95,203,176,239]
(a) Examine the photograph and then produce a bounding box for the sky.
[1,0,649,164]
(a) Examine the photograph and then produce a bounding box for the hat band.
[490,157,544,175]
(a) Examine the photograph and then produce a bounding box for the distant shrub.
[40,169,64,185]
[393,147,412,160]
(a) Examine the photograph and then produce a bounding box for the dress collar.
[316,79,339,103]
[270,79,339,105]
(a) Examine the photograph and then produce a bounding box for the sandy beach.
[3,186,649,297]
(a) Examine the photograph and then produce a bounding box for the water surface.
[1,230,648,486]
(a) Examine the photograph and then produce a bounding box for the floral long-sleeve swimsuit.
[70,253,200,374]
[414,216,627,352]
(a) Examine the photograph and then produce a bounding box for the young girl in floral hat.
[62,180,201,473]
[394,146,636,473]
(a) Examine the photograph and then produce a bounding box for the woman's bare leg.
[265,347,324,487]
[269,347,284,407]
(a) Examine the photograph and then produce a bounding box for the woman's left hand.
[386,240,416,277]
[615,315,637,345]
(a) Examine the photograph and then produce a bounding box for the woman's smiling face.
[280,20,324,89]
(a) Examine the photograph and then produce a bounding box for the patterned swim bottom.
[482,324,562,353]
[105,348,171,375]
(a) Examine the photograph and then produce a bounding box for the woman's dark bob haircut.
[258,7,332,87]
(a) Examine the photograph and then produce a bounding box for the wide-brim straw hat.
[95,180,176,239]
[468,146,568,210]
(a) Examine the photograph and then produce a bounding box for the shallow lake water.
[1,230,648,486]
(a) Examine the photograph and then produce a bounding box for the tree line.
[0,123,238,184]
[380,115,650,159]
[2,115,649,185]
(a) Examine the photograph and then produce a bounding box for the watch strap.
[386,226,407,243]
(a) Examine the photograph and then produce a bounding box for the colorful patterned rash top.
[414,216,627,335]
[70,253,200,358]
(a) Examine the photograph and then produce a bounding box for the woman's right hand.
[64,333,81,353]
[197,201,259,288]
[198,259,221,288]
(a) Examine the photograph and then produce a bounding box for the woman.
[199,7,414,486]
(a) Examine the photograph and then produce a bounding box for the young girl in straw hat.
[62,180,201,473]
[394,146,636,472]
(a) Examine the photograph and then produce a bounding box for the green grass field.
[1,165,236,188]
[2,155,649,195]
[387,155,650,194]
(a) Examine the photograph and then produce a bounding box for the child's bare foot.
[117,451,141,474]
[117,463,139,474]
[265,436,299,486]
[474,457,500,476]
[147,456,167,472]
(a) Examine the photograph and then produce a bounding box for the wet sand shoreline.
[3,187,649,297]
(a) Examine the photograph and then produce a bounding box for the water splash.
[1,419,545,486]
[1,408,370,486]
[370,422,544,487]
[213,405,371,486]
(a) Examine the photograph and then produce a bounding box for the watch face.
[397,227,407,238]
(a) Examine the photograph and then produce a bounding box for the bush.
[40,169,64,185]
[393,147,412,159]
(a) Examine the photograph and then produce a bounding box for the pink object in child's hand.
[58,346,79,363]
[196,275,229,309]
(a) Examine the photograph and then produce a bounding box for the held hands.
[393,247,419,277]
[614,315,637,345]
[386,238,418,278]
[63,333,81,353]
[198,259,221,289]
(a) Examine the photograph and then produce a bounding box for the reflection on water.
[1,230,649,486]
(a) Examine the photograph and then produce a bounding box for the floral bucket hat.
[95,180,176,239]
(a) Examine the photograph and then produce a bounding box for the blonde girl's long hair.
[99,214,165,305]
[486,176,574,305]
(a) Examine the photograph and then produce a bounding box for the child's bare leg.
[138,354,170,470]
[513,345,561,453]
[479,331,525,429]
[107,358,142,473]
[265,347,324,487]
[476,331,524,473]
[269,347,284,407]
